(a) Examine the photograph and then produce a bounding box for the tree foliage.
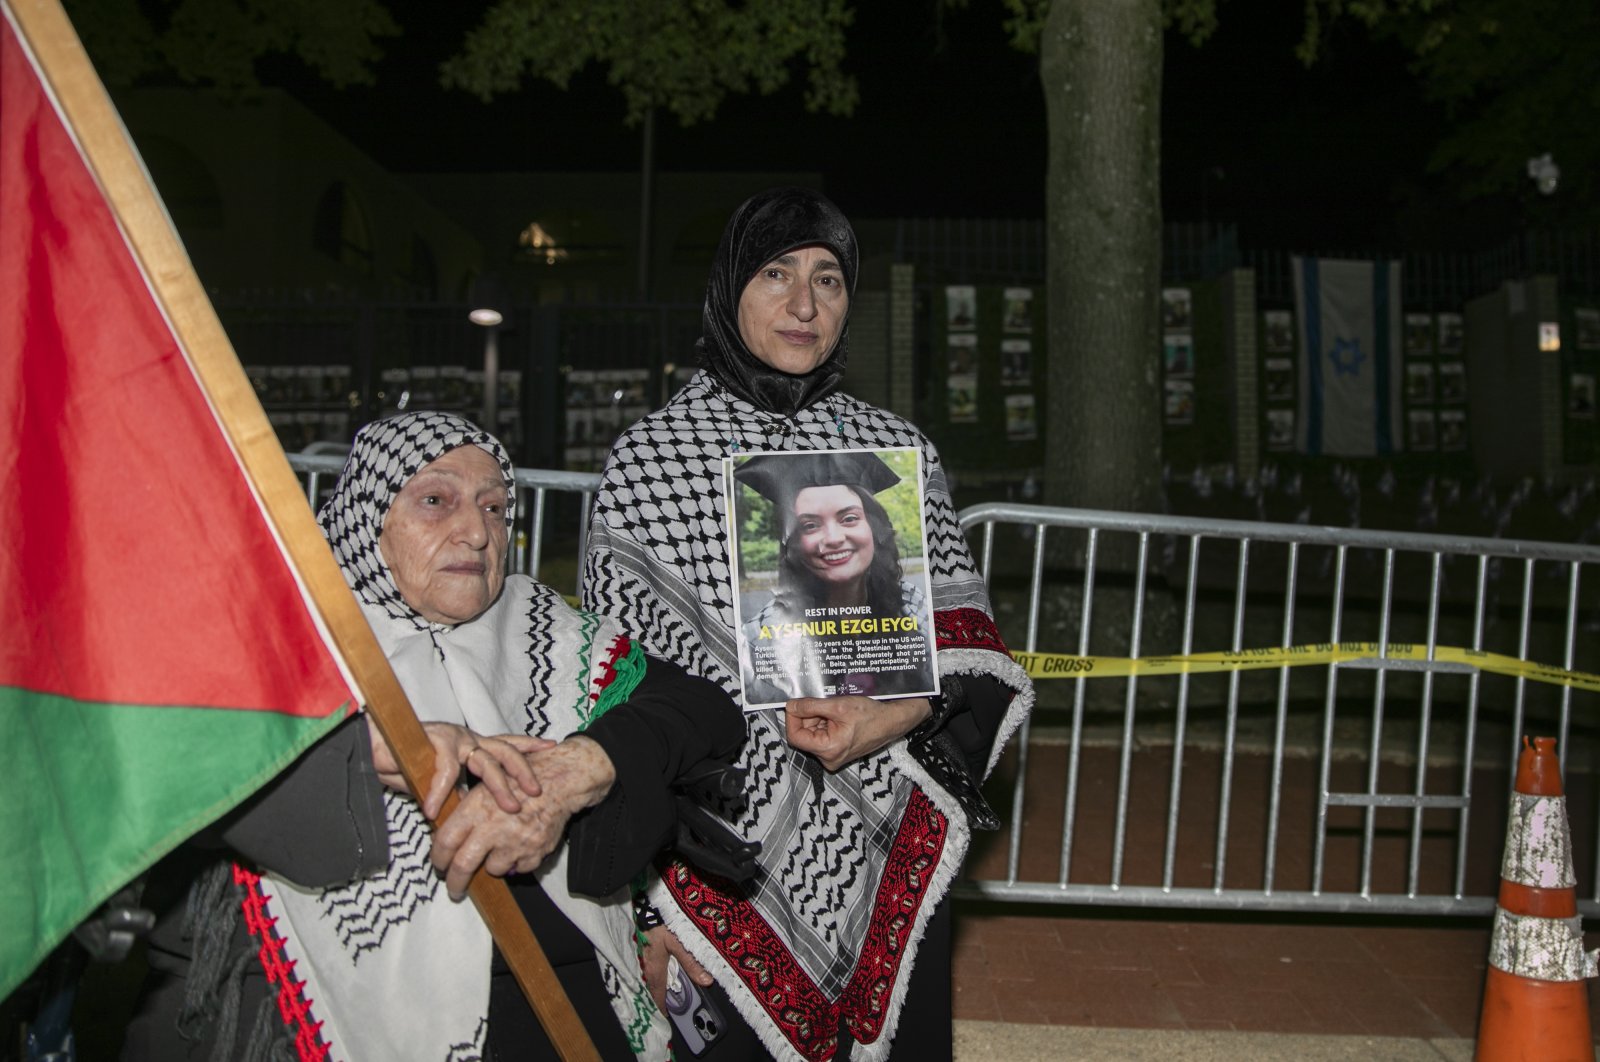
[1298,0,1596,211]
[439,0,858,126]
[63,0,397,90]
[993,0,1223,53]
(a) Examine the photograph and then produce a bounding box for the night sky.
[273,0,1468,252]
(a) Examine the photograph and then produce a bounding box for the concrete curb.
[953,1021,1497,1061]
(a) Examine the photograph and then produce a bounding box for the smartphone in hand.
[664,957,726,1056]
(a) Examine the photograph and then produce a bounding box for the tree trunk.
[1040,0,1164,514]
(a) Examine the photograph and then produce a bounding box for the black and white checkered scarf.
[255,412,668,1061]
[584,187,1030,1061]
[585,376,1032,1061]
[317,410,515,630]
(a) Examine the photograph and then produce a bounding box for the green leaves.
[65,0,399,90]
[1301,0,1600,212]
[999,1,1220,55]
[438,0,859,126]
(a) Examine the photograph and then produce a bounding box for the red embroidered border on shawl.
[234,863,330,1062]
[934,606,1009,655]
[659,791,948,1061]
[590,633,632,703]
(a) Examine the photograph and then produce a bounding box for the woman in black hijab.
[585,188,1034,1061]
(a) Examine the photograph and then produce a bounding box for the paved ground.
[952,1021,1484,1061]
[945,732,1600,1058]
[952,906,1504,1038]
[37,731,1600,1060]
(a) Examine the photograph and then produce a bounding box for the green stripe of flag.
[0,686,348,1000]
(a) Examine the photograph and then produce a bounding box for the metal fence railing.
[287,453,1600,918]
[958,502,1600,917]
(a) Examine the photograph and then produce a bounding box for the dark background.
[269,0,1485,252]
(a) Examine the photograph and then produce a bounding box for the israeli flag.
[1293,257,1403,456]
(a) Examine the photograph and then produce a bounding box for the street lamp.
[468,307,502,431]
[468,278,506,433]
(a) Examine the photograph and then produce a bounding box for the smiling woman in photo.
[732,450,930,704]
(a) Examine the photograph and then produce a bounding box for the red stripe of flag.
[1,0,359,1001]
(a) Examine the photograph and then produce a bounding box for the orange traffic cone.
[1476,735,1599,1061]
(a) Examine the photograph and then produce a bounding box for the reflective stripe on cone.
[1476,736,1597,1062]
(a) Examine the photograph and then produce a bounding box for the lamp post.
[469,306,502,432]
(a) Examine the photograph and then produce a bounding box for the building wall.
[1465,276,1560,482]
[402,171,825,303]
[115,88,483,298]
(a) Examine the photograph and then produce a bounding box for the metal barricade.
[958,502,1600,917]
[286,452,601,595]
[286,450,1600,918]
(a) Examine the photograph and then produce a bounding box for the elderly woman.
[584,188,1034,1061]
[123,412,745,1062]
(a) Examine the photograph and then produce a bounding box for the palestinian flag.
[0,0,362,1000]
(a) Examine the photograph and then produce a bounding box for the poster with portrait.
[1407,409,1437,451]
[1579,308,1600,351]
[1266,409,1295,451]
[1540,322,1562,352]
[601,368,650,412]
[1164,378,1195,426]
[1404,313,1434,357]
[1438,361,1466,404]
[320,411,349,444]
[1263,310,1294,354]
[1570,373,1596,420]
[1002,287,1034,333]
[563,368,651,469]
[1264,358,1294,402]
[1439,409,1467,451]
[1000,338,1032,386]
[947,332,978,377]
[1162,334,1194,377]
[326,364,351,406]
[1405,362,1435,405]
[1004,394,1038,440]
[297,365,327,405]
[948,374,978,423]
[565,408,593,448]
[378,367,409,412]
[565,368,595,408]
[724,447,938,711]
[1161,287,1192,333]
[438,365,466,407]
[1437,313,1465,355]
[409,365,438,406]
[497,369,522,409]
[945,285,977,331]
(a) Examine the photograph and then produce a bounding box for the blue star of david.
[1328,337,1365,377]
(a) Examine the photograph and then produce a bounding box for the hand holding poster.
[725,447,939,710]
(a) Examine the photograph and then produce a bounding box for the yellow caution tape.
[1012,642,1600,694]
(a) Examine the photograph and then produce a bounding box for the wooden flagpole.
[4,1,600,1058]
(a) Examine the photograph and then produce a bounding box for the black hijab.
[697,187,859,417]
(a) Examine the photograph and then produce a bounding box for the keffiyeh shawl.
[584,377,1033,1061]
[253,412,669,1061]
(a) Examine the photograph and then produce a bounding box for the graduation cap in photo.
[733,450,900,537]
